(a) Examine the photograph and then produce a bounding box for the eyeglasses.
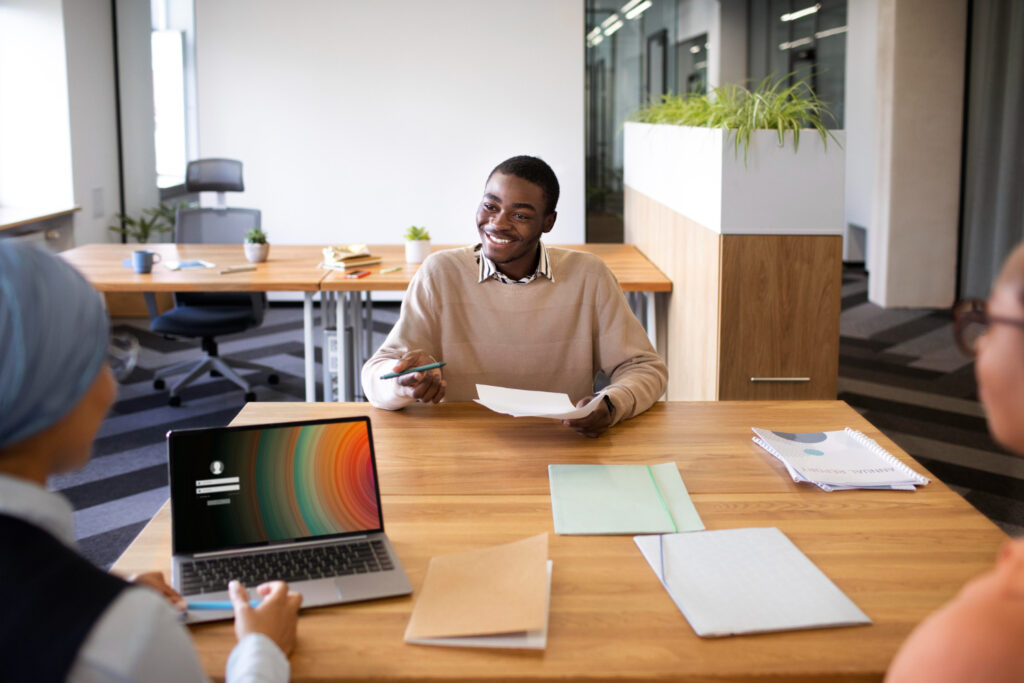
[952,299,1024,356]
[107,333,140,382]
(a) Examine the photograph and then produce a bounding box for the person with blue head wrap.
[0,239,111,450]
[0,240,301,682]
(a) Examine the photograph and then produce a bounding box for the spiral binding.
[842,428,930,485]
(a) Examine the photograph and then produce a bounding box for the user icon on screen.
[210,461,224,475]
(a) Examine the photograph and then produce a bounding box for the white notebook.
[635,528,872,637]
[752,427,930,491]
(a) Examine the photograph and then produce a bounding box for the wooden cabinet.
[625,186,841,400]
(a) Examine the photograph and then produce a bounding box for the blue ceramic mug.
[131,249,161,274]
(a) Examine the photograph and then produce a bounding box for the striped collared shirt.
[475,241,554,285]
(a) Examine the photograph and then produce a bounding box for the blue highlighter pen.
[379,361,446,379]
[186,600,260,610]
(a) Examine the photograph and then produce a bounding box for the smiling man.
[360,155,667,437]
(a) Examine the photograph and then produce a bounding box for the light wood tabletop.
[112,401,1007,682]
[319,243,673,292]
[61,243,328,292]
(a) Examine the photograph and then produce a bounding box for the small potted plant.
[404,225,431,264]
[244,227,270,263]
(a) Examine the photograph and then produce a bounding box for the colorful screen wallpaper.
[171,420,382,554]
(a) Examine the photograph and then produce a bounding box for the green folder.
[548,463,705,535]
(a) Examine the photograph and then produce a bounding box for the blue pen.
[187,600,260,610]
[379,361,446,379]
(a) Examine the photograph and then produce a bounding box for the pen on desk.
[220,264,257,275]
[186,600,260,610]
[380,361,446,379]
[380,266,403,274]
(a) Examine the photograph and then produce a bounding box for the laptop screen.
[168,417,384,555]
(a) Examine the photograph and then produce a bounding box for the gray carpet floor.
[52,271,1023,569]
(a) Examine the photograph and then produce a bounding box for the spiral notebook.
[752,428,930,491]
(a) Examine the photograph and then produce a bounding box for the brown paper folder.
[404,533,549,642]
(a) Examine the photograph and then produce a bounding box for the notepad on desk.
[548,463,704,535]
[752,427,930,491]
[404,533,552,650]
[635,528,872,637]
[320,245,381,270]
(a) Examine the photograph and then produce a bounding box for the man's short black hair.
[488,155,560,215]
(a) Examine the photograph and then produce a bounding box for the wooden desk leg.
[304,291,315,401]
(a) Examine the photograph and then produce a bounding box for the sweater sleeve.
[361,259,442,410]
[592,264,667,425]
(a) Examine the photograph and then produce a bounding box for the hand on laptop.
[128,571,187,612]
[393,350,446,404]
[563,394,613,438]
[230,580,303,656]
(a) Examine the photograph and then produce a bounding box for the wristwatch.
[602,394,615,417]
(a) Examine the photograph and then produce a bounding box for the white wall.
[0,0,74,209]
[194,0,585,247]
[63,0,122,245]
[116,0,160,220]
[843,0,877,262]
[869,0,966,308]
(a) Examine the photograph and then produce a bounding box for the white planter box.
[623,122,845,235]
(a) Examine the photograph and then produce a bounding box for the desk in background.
[61,243,327,401]
[112,401,1007,682]
[319,243,672,401]
[64,242,670,404]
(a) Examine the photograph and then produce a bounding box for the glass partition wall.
[585,0,846,243]
[585,0,679,243]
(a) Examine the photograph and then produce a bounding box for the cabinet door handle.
[749,377,811,383]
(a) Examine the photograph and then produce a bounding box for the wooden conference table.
[61,242,671,402]
[112,401,1007,682]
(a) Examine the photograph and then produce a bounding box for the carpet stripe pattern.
[49,273,1022,570]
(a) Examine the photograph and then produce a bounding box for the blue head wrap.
[0,240,110,449]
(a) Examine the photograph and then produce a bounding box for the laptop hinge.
[189,534,371,560]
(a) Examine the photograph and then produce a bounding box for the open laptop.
[167,416,412,623]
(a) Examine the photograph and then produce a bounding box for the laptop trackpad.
[297,579,343,607]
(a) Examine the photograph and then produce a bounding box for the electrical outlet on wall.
[92,188,104,219]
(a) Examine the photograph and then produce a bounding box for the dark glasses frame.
[952,299,1024,356]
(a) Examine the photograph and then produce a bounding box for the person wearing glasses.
[886,247,1024,682]
[0,240,301,682]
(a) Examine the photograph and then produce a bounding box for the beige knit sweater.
[361,245,667,425]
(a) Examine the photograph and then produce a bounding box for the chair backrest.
[186,159,244,192]
[174,207,261,244]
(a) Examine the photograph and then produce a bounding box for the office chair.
[150,159,279,406]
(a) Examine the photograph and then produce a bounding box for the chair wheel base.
[268,374,280,385]
[154,379,166,390]
[245,392,257,402]
[168,395,182,407]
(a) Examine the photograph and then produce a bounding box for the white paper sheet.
[635,528,871,637]
[474,384,603,420]
[405,561,553,650]
[164,259,215,270]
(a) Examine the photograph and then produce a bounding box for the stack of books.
[752,427,930,491]
[321,244,382,270]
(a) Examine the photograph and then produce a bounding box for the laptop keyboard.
[180,539,394,595]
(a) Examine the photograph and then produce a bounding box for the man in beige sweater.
[361,156,667,437]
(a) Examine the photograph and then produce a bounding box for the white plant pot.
[244,242,269,263]
[405,240,430,264]
[623,122,845,235]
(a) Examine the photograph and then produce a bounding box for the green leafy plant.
[107,202,184,243]
[245,227,268,244]
[404,225,430,241]
[629,75,840,160]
